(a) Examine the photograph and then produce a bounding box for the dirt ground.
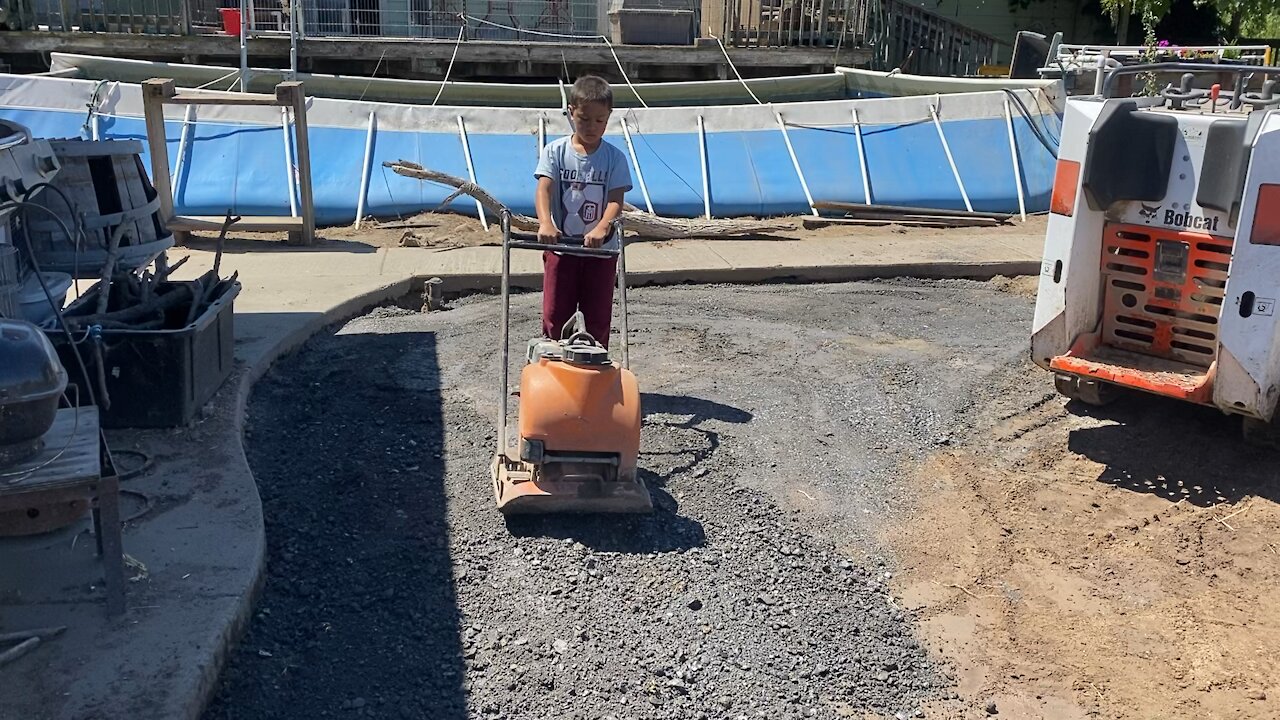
[206,264,1278,720]
[177,211,1051,253]
[894,280,1280,720]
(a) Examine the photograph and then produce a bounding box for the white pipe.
[851,107,871,206]
[538,116,546,154]
[457,115,488,231]
[281,107,298,218]
[1093,49,1109,96]
[620,117,654,214]
[775,111,818,217]
[1003,97,1027,222]
[171,105,195,201]
[354,111,376,228]
[697,115,710,220]
[929,99,973,213]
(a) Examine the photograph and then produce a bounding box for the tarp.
[48,53,853,108]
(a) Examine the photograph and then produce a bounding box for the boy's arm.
[584,187,626,248]
[584,148,632,248]
[535,176,559,244]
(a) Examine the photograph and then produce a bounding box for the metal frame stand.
[142,77,316,245]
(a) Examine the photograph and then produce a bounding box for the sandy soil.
[176,212,1051,253]
[891,278,1280,720]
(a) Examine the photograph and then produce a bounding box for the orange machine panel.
[1098,222,1231,368]
[518,358,641,474]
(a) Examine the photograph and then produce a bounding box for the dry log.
[67,284,195,330]
[383,161,795,240]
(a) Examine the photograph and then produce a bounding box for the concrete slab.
[0,370,262,720]
[0,228,1046,720]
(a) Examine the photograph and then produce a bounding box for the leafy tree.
[1092,0,1279,40]
[1207,0,1279,39]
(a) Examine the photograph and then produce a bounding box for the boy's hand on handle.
[538,222,561,245]
[583,225,609,248]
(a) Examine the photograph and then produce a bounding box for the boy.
[534,75,633,349]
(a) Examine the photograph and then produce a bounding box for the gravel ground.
[203,279,1037,720]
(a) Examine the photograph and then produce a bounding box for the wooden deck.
[0,32,873,82]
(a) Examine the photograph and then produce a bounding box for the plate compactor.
[1032,63,1280,444]
[490,211,653,514]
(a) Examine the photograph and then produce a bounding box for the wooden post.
[277,81,316,244]
[141,78,181,242]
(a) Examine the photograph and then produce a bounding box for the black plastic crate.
[46,277,240,428]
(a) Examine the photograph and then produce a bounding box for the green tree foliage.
[1091,0,1279,39]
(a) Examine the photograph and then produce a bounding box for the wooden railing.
[23,0,1001,76]
[701,0,1001,75]
[702,0,875,48]
[871,0,1002,76]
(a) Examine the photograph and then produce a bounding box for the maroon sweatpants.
[542,251,618,349]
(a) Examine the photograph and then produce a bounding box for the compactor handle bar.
[1101,62,1270,99]
[494,210,631,456]
[506,230,621,258]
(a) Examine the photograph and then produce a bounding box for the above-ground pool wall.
[0,74,1061,224]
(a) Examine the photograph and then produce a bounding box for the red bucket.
[219,7,242,36]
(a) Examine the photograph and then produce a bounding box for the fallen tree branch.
[66,284,195,331]
[383,161,795,240]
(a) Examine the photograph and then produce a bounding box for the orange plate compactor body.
[492,353,650,514]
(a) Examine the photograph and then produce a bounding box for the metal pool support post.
[1003,96,1027,222]
[851,106,871,206]
[281,107,299,217]
[538,116,546,154]
[697,115,710,220]
[239,0,249,92]
[354,112,377,228]
[929,99,973,213]
[171,104,195,201]
[620,117,654,214]
[775,111,818,217]
[457,115,488,231]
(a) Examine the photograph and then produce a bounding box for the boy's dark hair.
[568,75,613,108]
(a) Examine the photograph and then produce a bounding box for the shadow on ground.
[1065,391,1280,507]
[203,330,466,720]
[180,234,379,254]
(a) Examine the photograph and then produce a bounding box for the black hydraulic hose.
[2,200,100,411]
[1002,88,1060,157]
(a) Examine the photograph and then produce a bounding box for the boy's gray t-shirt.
[534,136,633,251]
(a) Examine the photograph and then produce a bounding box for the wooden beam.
[141,79,176,228]
[822,211,1001,226]
[168,215,305,232]
[813,201,1013,222]
[168,93,284,106]
[802,217,998,229]
[279,81,317,245]
[0,32,869,69]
